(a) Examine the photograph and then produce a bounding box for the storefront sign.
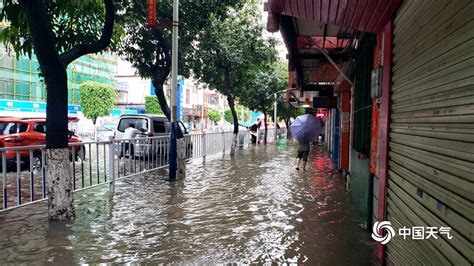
[183,108,201,117]
[313,97,337,109]
[0,99,81,114]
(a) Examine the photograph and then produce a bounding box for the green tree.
[0,0,120,220]
[208,108,221,124]
[79,81,117,140]
[240,68,281,144]
[193,3,276,153]
[117,1,242,177]
[239,106,250,122]
[225,105,248,124]
[277,100,305,139]
[117,0,242,120]
[144,96,164,115]
[224,109,233,124]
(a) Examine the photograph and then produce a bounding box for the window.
[153,121,166,133]
[0,122,28,135]
[117,118,148,133]
[186,89,190,104]
[34,123,46,134]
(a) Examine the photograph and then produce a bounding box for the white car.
[115,114,192,158]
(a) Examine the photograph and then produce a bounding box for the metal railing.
[0,130,251,212]
[255,127,287,143]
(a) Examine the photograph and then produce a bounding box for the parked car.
[115,114,193,158]
[97,123,116,141]
[0,117,85,171]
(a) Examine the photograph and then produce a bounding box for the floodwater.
[0,141,376,264]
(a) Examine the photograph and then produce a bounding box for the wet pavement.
[0,140,376,264]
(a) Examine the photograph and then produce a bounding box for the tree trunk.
[46,149,75,220]
[93,118,97,141]
[20,0,73,220]
[226,94,239,156]
[20,0,116,220]
[45,68,74,220]
[177,138,186,179]
[263,111,268,145]
[152,76,185,177]
[285,118,292,139]
[152,79,171,120]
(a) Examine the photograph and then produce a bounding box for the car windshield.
[117,118,148,133]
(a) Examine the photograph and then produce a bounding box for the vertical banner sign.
[177,79,184,120]
[147,0,157,28]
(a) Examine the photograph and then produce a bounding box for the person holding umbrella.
[296,139,311,171]
[291,109,322,171]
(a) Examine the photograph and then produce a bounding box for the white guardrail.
[0,128,286,212]
[0,130,260,212]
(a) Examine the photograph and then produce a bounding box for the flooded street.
[0,141,375,264]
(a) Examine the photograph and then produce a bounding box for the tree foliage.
[79,81,117,124]
[240,66,282,144]
[278,100,305,120]
[193,2,277,135]
[117,0,243,119]
[224,105,248,123]
[240,69,281,113]
[144,96,164,115]
[0,0,120,220]
[0,0,119,149]
[0,0,123,61]
[236,105,250,121]
[208,108,221,124]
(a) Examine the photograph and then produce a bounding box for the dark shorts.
[297,150,309,161]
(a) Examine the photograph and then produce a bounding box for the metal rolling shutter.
[386,0,474,264]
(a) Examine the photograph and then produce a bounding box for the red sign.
[147,0,157,28]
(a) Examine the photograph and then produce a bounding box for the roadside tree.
[145,96,165,115]
[224,109,233,124]
[117,0,242,176]
[79,81,117,140]
[277,100,305,139]
[0,0,121,220]
[208,108,222,125]
[240,69,280,144]
[193,4,276,154]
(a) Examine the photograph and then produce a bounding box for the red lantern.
[147,0,157,28]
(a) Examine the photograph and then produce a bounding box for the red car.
[0,117,84,171]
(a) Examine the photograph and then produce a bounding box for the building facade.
[0,46,116,105]
[267,0,473,264]
[116,59,229,132]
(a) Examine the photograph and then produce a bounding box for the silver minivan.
[115,114,192,158]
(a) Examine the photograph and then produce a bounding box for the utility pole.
[168,0,179,180]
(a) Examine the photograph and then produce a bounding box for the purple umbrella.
[290,114,322,143]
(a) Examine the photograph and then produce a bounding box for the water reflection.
[0,142,375,264]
